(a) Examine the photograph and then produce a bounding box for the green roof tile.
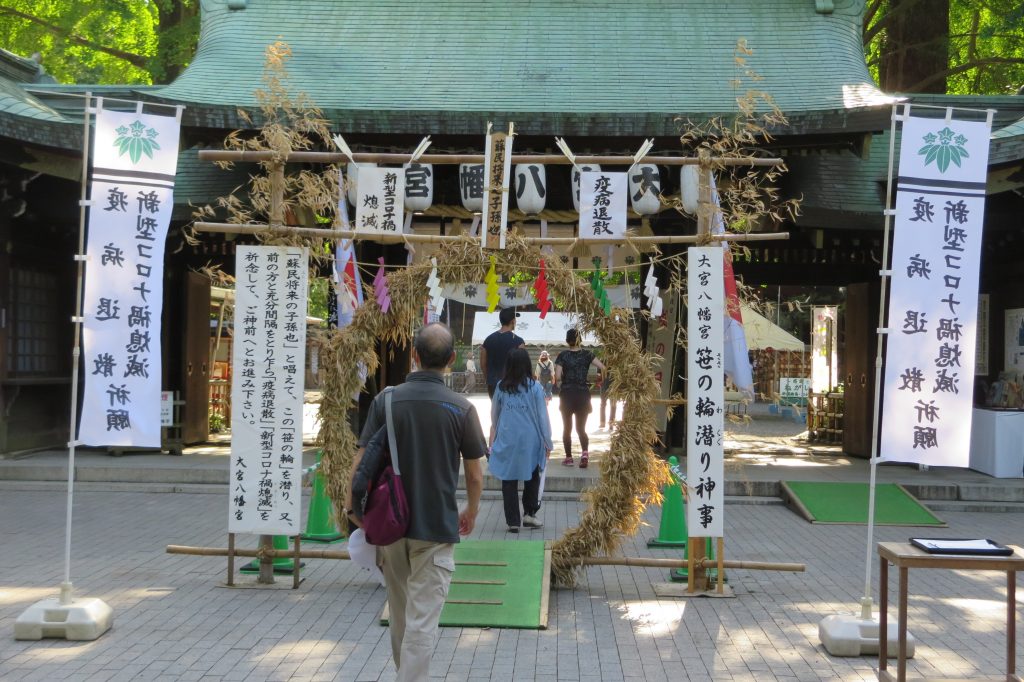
[155,0,890,133]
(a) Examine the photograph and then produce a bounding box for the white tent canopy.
[740,303,805,352]
[471,311,599,346]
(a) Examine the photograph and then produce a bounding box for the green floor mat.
[782,481,946,526]
[381,540,549,629]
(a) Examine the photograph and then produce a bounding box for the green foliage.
[308,277,330,321]
[0,1,198,84]
[865,0,1024,94]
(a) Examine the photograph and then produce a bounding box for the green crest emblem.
[113,120,161,164]
[917,127,968,173]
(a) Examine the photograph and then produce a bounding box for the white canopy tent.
[740,303,805,352]
[471,311,599,346]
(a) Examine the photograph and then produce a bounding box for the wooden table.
[877,542,1024,681]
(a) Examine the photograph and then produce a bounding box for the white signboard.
[230,246,309,535]
[881,112,992,467]
[579,171,627,240]
[686,247,724,538]
[779,377,811,399]
[1006,308,1024,375]
[79,107,181,448]
[355,166,404,234]
[471,311,598,346]
[160,391,173,427]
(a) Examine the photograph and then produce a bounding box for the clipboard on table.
[909,537,1014,556]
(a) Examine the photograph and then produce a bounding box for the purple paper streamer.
[374,257,391,314]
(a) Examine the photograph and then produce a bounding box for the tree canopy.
[0,0,196,84]
[866,0,1024,94]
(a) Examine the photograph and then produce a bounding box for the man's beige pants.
[379,538,455,682]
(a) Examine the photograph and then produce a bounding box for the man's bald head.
[414,323,455,370]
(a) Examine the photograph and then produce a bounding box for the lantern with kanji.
[514,164,546,215]
[404,162,433,212]
[459,163,485,212]
[346,162,375,205]
[629,163,661,215]
[572,163,601,211]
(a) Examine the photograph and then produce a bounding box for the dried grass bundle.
[314,233,669,587]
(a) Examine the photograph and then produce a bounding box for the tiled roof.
[154,0,892,134]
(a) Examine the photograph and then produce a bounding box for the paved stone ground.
[2,489,1023,681]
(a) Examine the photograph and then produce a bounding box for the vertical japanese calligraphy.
[79,107,181,447]
[354,166,404,234]
[686,247,725,537]
[230,246,309,535]
[881,112,992,467]
[482,130,513,250]
[579,171,627,240]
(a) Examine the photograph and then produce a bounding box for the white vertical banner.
[811,306,838,392]
[355,166,404,234]
[579,171,627,239]
[881,112,992,467]
[80,107,181,447]
[686,247,725,537]
[230,246,309,535]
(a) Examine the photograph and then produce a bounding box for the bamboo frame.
[198,150,784,166]
[166,544,805,572]
[192,221,789,245]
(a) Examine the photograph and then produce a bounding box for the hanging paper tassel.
[534,259,551,318]
[644,265,663,318]
[484,256,500,312]
[374,257,391,314]
[427,257,445,314]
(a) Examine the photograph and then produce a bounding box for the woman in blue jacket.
[489,348,553,532]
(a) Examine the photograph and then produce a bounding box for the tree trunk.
[155,0,199,83]
[878,0,950,93]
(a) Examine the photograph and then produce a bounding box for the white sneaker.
[523,515,543,529]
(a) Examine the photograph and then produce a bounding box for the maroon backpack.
[362,388,410,546]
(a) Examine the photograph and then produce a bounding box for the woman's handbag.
[354,388,410,546]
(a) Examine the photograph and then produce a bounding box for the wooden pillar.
[258,534,274,584]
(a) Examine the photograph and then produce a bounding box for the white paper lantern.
[346,162,375,205]
[572,163,601,211]
[403,162,433,212]
[680,165,699,214]
[459,163,485,212]
[629,163,661,215]
[514,164,546,214]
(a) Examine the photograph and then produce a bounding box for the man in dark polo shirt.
[347,323,486,682]
[480,307,525,398]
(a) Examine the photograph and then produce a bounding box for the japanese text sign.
[482,130,513,250]
[579,171,627,240]
[230,246,309,535]
[881,112,992,467]
[80,107,180,448]
[355,166,404,234]
[686,247,724,537]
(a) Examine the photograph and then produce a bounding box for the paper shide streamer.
[374,257,391,313]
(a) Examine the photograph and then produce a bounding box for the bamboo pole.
[198,150,784,167]
[580,556,805,572]
[192,221,789,245]
[165,545,805,571]
[167,545,352,560]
